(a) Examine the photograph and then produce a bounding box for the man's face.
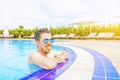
[37,33,54,54]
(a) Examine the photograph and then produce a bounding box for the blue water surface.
[0,40,63,80]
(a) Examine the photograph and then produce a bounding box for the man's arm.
[28,53,58,70]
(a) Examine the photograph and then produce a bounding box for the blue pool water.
[0,40,64,80]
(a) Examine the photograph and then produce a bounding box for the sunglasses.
[43,38,54,44]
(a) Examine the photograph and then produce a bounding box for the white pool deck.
[54,40,120,80]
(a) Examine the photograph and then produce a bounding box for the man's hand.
[54,54,65,63]
[54,50,69,63]
[60,51,69,59]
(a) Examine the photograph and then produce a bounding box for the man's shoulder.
[30,51,38,54]
[29,51,45,60]
[29,51,40,57]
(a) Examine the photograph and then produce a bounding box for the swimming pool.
[0,40,76,80]
[0,40,39,80]
[1,40,119,80]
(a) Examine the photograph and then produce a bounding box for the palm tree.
[18,25,24,38]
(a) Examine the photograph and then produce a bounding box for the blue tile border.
[77,46,120,80]
[20,45,77,80]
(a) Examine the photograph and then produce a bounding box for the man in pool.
[28,28,69,70]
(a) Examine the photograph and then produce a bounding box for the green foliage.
[11,29,19,38]
[50,27,56,36]
[0,30,3,34]
[1,23,120,38]
[24,29,32,36]
[18,25,24,37]
[50,23,120,36]
[7,25,38,38]
[114,24,120,36]
[32,27,39,34]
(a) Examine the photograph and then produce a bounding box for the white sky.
[0,0,120,29]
